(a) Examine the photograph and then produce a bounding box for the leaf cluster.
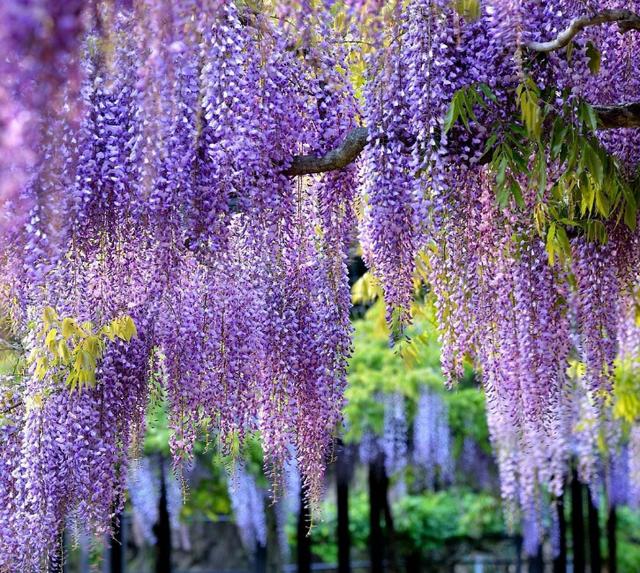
[445,79,640,264]
[28,306,137,393]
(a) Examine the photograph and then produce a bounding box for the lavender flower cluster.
[0,2,357,567]
[356,0,640,535]
[413,389,453,489]
[227,464,267,552]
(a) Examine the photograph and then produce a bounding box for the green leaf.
[518,82,541,140]
[622,183,638,230]
[584,145,604,185]
[443,99,459,133]
[495,155,508,188]
[536,148,547,196]
[555,225,571,259]
[595,186,610,217]
[496,185,510,208]
[579,102,599,133]
[586,41,601,75]
[580,180,596,215]
[61,317,77,338]
[444,89,472,132]
[478,83,497,103]
[510,181,525,209]
[484,133,498,155]
[546,223,557,265]
[547,222,556,243]
[455,0,481,20]
[585,220,607,243]
[566,40,575,63]
[550,119,568,158]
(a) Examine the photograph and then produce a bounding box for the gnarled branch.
[284,127,369,176]
[286,102,640,176]
[527,9,640,52]
[593,102,640,129]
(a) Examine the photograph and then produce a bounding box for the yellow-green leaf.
[62,317,77,338]
[45,328,58,351]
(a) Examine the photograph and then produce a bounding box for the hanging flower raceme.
[630,426,640,509]
[128,457,185,547]
[381,392,408,475]
[359,9,418,330]
[129,458,160,545]
[0,0,87,224]
[571,239,620,397]
[228,464,267,552]
[413,389,453,488]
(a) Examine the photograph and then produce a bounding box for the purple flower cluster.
[128,458,160,545]
[0,0,87,235]
[365,0,640,521]
[359,13,417,328]
[228,464,267,551]
[571,239,620,396]
[458,438,494,491]
[128,457,184,547]
[413,389,453,488]
[382,392,408,475]
[1,2,359,566]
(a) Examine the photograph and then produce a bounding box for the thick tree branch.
[527,9,640,52]
[284,127,369,176]
[286,103,640,176]
[593,103,640,129]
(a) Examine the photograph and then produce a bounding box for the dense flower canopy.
[1,0,640,568]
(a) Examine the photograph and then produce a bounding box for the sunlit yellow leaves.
[351,272,382,305]
[516,79,542,140]
[42,306,58,328]
[545,222,571,266]
[25,392,43,412]
[454,0,480,20]
[45,328,58,351]
[28,306,137,393]
[614,359,640,423]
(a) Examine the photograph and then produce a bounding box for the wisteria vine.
[1,0,640,568]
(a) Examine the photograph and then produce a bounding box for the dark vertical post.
[587,493,601,573]
[154,457,172,573]
[514,535,523,573]
[405,551,421,573]
[336,443,352,573]
[265,503,281,573]
[48,531,64,573]
[553,492,567,573]
[255,543,267,573]
[110,513,124,573]
[606,505,617,573]
[528,545,544,573]
[297,486,312,573]
[571,470,586,573]
[381,466,399,573]
[368,453,385,573]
